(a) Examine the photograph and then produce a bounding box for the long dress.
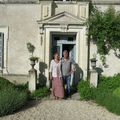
[51,61,64,98]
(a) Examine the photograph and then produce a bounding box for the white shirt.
[49,60,62,78]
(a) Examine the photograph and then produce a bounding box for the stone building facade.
[0,0,119,84]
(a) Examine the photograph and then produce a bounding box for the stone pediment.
[37,11,86,25]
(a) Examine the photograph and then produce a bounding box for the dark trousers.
[63,75,71,97]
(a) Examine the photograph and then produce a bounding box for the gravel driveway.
[0,99,120,120]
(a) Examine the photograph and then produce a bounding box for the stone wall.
[0,4,41,75]
[2,74,29,84]
[0,1,119,84]
[90,43,120,76]
[0,1,88,74]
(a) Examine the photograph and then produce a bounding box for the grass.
[31,87,50,99]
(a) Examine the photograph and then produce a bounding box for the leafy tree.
[88,6,120,64]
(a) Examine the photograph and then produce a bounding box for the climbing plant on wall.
[88,6,120,65]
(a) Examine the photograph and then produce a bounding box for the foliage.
[0,77,28,117]
[15,83,28,91]
[88,6,120,64]
[0,77,14,90]
[29,56,39,62]
[113,87,120,98]
[77,74,120,115]
[77,80,95,100]
[100,55,106,65]
[105,95,120,115]
[0,77,28,91]
[98,74,120,91]
[0,87,28,117]
[31,87,50,99]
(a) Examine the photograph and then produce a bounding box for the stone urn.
[90,58,97,69]
[29,57,39,69]
[30,60,35,69]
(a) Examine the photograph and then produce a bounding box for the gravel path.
[0,99,120,120]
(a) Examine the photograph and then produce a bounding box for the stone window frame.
[0,26,9,74]
[0,32,4,69]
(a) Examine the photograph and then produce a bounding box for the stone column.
[28,69,37,92]
[90,69,98,88]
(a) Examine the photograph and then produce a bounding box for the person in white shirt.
[50,52,64,100]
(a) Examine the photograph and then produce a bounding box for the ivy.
[88,6,120,64]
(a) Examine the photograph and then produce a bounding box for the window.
[68,37,74,41]
[0,33,4,68]
[54,37,60,41]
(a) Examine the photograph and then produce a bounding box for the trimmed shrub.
[77,80,95,100]
[113,87,120,98]
[104,94,120,115]
[0,86,28,116]
[94,74,120,104]
[0,77,14,90]
[98,74,120,92]
[31,87,50,99]
[77,74,120,115]
[93,88,108,106]
[15,83,28,91]
[0,77,28,117]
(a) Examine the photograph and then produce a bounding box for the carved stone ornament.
[60,24,68,32]
[39,25,44,35]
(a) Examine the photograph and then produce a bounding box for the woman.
[50,52,64,99]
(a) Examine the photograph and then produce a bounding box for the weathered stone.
[28,68,37,92]
[90,69,98,88]
[0,0,119,87]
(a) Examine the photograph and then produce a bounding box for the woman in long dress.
[50,52,64,99]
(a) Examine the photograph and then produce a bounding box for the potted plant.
[90,53,97,69]
[27,42,39,69]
